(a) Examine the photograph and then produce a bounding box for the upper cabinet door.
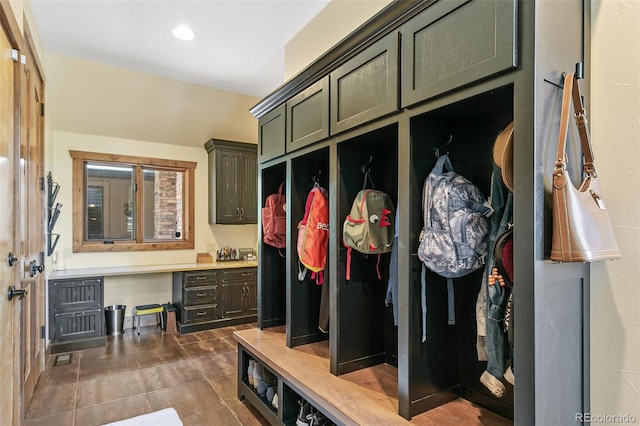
[286,76,329,154]
[330,31,399,135]
[401,0,518,108]
[258,104,286,163]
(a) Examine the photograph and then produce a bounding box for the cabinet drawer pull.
[196,311,207,316]
[196,292,206,297]
[196,276,206,280]
[241,272,251,276]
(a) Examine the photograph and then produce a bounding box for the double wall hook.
[312,170,322,186]
[361,156,373,174]
[434,135,453,158]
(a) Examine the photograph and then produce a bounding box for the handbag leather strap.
[554,72,596,176]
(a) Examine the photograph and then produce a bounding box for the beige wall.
[590,0,640,421]
[284,0,391,79]
[43,52,261,315]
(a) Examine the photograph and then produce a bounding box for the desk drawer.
[184,285,217,305]
[184,271,216,286]
[219,268,257,283]
[183,304,217,323]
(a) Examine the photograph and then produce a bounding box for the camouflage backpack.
[417,154,492,340]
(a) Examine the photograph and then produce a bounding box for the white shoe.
[480,370,505,398]
[504,365,514,385]
[271,393,278,409]
[247,360,254,386]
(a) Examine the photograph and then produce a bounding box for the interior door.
[0,17,20,426]
[20,42,46,410]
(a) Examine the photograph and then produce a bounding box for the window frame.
[70,150,197,252]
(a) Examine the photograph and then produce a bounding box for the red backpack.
[297,185,329,284]
[262,183,286,250]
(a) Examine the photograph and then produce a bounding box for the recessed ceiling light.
[172,25,195,41]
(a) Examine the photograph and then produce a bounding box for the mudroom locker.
[246,1,590,424]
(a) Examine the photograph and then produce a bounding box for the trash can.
[105,305,126,336]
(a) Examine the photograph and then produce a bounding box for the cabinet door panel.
[258,104,286,163]
[330,31,399,134]
[53,309,103,342]
[51,278,103,312]
[215,150,241,223]
[220,282,245,318]
[244,281,258,316]
[401,0,517,107]
[240,152,258,223]
[286,76,329,153]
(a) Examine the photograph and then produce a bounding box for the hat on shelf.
[493,121,515,192]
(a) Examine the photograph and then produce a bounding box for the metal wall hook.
[312,170,321,186]
[361,156,373,174]
[434,135,453,158]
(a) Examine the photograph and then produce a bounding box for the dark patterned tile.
[138,359,206,392]
[134,345,190,369]
[208,373,238,405]
[181,338,235,358]
[25,382,76,421]
[76,370,146,408]
[147,380,224,419]
[74,394,152,426]
[23,410,75,426]
[193,350,237,379]
[182,405,242,426]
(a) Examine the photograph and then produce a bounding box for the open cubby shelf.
[251,1,590,424]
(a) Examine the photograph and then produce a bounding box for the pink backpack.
[262,183,286,250]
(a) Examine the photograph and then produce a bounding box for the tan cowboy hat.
[493,121,514,192]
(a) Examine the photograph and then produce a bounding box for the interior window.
[70,151,196,252]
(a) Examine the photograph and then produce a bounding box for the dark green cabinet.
[330,31,399,134]
[205,139,258,224]
[220,268,258,319]
[48,276,105,353]
[173,267,257,334]
[400,0,517,108]
[258,104,286,163]
[286,76,329,153]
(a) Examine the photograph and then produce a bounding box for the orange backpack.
[297,185,329,284]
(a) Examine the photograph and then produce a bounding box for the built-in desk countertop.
[47,260,258,280]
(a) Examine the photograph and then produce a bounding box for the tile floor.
[25,323,269,426]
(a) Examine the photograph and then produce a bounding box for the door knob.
[7,285,27,301]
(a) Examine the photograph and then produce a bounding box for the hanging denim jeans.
[484,189,513,385]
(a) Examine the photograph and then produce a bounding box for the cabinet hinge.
[41,325,46,339]
[11,49,19,62]
[40,176,45,191]
[40,103,45,117]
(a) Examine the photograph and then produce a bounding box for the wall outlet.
[64,247,72,258]
[206,243,215,253]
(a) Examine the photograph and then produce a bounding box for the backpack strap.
[362,169,376,190]
[346,246,353,281]
[447,278,455,325]
[432,154,455,176]
[421,263,428,342]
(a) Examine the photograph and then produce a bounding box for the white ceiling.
[29,0,331,98]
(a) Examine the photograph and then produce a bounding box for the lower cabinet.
[48,276,106,353]
[173,267,257,333]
